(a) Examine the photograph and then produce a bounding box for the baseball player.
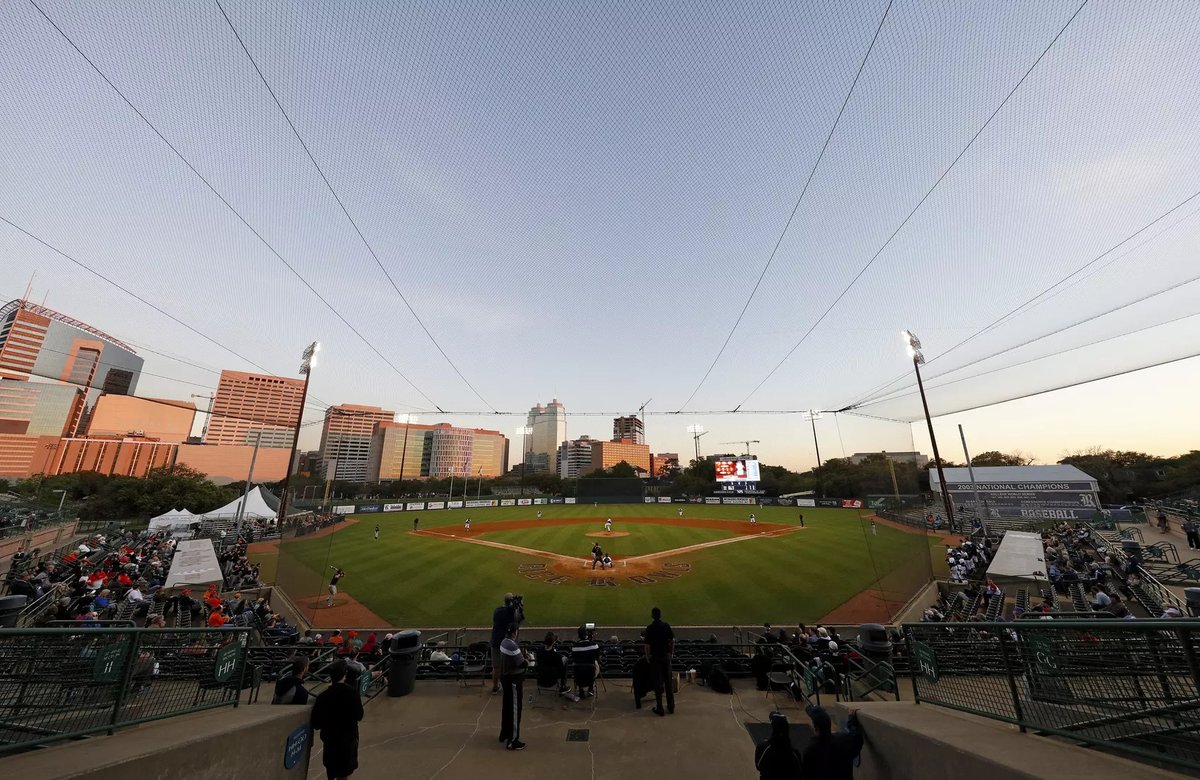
[465,517,471,531]
[604,518,612,532]
[374,524,379,541]
[749,513,756,525]
[677,508,684,518]
[327,568,345,607]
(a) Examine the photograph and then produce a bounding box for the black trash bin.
[855,624,891,663]
[387,630,422,697]
[0,595,28,628]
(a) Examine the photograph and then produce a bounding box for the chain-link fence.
[0,626,251,753]
[904,619,1200,771]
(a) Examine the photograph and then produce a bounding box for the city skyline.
[2,2,1198,475]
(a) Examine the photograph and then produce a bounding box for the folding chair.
[530,656,569,709]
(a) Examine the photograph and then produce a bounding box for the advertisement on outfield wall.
[383,503,404,512]
[406,502,425,511]
[426,502,445,510]
[796,499,816,507]
[658,497,672,503]
[705,497,721,504]
[466,500,497,508]
[517,498,533,506]
[644,498,655,503]
[500,499,516,506]
[673,498,688,503]
[721,497,754,505]
[816,499,841,508]
[334,505,355,515]
[448,501,463,509]
[841,499,863,509]
[358,504,382,513]
[550,497,564,504]
[565,498,576,504]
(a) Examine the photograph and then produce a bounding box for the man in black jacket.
[311,660,365,779]
[571,625,600,699]
[642,607,675,716]
[498,623,528,750]
[272,657,311,705]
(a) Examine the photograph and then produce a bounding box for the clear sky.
[1,1,1197,471]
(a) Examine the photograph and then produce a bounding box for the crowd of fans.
[215,536,262,590]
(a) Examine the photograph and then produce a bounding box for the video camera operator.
[490,592,525,694]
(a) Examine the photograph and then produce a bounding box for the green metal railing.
[903,620,1200,771]
[0,626,251,754]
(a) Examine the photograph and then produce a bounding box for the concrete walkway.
[313,678,778,780]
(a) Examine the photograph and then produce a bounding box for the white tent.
[198,485,280,522]
[148,508,199,533]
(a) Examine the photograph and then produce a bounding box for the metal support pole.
[277,357,313,525]
[915,358,956,530]
[810,416,823,498]
[108,633,141,735]
[997,630,1026,733]
[958,425,987,536]
[235,431,260,534]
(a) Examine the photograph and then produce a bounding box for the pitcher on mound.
[604,517,612,533]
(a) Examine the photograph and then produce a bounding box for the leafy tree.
[970,451,1034,467]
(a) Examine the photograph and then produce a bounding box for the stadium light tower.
[902,330,955,530]
[396,414,419,490]
[802,410,823,497]
[686,424,707,462]
[277,341,319,524]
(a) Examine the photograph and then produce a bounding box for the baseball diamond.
[261,503,944,628]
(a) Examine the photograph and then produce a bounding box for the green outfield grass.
[266,504,938,627]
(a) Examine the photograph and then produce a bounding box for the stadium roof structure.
[0,299,136,353]
[930,464,1098,489]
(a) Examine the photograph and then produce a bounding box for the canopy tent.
[984,531,1048,590]
[164,538,223,590]
[198,485,281,522]
[147,508,199,533]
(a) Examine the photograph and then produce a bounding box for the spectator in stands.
[298,630,316,647]
[535,631,572,698]
[802,706,862,779]
[1090,585,1111,611]
[751,646,773,691]
[430,642,452,664]
[755,711,803,780]
[273,657,311,705]
[208,604,228,628]
[572,625,600,699]
[359,633,379,659]
[125,583,145,603]
[311,660,364,779]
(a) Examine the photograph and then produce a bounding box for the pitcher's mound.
[586,531,629,538]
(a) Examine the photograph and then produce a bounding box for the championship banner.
[841,499,863,509]
[426,501,445,510]
[565,498,576,504]
[942,479,1100,520]
[466,499,496,508]
[517,498,533,506]
[447,501,464,509]
[796,499,816,507]
[658,497,672,503]
[500,499,516,506]
[383,503,405,512]
[358,504,382,513]
[333,505,355,515]
[406,502,425,511]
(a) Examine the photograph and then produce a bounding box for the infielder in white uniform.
[604,518,612,532]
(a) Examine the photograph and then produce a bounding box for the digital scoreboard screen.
[715,457,760,483]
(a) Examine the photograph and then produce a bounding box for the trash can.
[0,595,28,628]
[1185,588,1200,618]
[387,630,422,697]
[855,624,891,663]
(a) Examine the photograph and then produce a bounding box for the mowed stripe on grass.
[264,505,938,626]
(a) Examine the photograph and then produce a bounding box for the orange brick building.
[204,370,304,449]
[589,440,651,474]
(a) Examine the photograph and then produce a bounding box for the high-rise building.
[589,440,651,474]
[204,370,305,449]
[557,435,595,478]
[651,452,680,477]
[0,299,142,396]
[612,415,645,445]
[319,404,395,481]
[525,399,566,474]
[86,395,196,444]
[0,379,87,438]
[368,421,508,481]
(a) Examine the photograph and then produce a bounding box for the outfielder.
[749,513,757,525]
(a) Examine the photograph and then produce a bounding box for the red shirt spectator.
[208,609,227,628]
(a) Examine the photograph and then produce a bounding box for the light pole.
[448,465,455,502]
[803,410,823,497]
[902,330,956,531]
[686,424,707,462]
[235,430,261,533]
[515,426,532,496]
[476,466,484,500]
[396,414,418,496]
[277,341,319,525]
[52,489,67,517]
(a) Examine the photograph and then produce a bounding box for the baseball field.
[256,503,942,628]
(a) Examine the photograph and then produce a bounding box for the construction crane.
[686,424,708,461]
[720,440,760,456]
[190,393,215,441]
[637,398,652,443]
